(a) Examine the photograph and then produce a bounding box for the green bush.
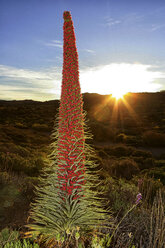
[110,159,140,180]
[159,153,165,159]
[32,123,50,131]
[0,171,10,185]
[143,158,155,169]
[4,239,40,248]
[110,145,134,157]
[0,152,26,172]
[21,176,39,199]
[136,157,155,170]
[132,149,152,158]
[139,176,164,207]
[104,177,138,215]
[14,122,27,129]
[142,131,165,147]
[116,133,127,142]
[13,145,32,157]
[0,226,40,247]
[116,134,141,145]
[146,167,165,185]
[0,152,45,176]
[0,184,21,208]
[0,228,19,247]
[90,122,116,142]
[155,159,165,167]
[97,144,134,158]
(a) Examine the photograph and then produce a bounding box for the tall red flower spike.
[27,12,107,243]
[57,11,85,198]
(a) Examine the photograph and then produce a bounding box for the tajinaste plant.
[27,11,107,247]
[57,11,85,199]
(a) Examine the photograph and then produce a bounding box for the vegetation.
[0,94,165,247]
[0,10,165,248]
[0,95,165,247]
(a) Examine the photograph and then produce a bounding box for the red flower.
[57,11,85,198]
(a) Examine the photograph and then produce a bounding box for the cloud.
[52,40,62,44]
[104,17,121,27]
[80,63,165,95]
[0,63,165,101]
[150,24,165,32]
[0,65,61,100]
[123,12,144,24]
[44,40,63,49]
[0,65,52,81]
[82,49,95,54]
[103,13,143,28]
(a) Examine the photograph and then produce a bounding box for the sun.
[111,91,125,100]
[111,88,127,100]
[80,63,162,97]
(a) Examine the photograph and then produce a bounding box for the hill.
[0,92,165,243]
[0,92,165,148]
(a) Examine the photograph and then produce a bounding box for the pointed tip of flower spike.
[63,11,72,21]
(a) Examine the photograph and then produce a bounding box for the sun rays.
[90,93,141,132]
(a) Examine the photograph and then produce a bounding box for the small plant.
[102,176,138,215]
[91,235,105,248]
[87,193,142,248]
[139,175,163,207]
[0,228,19,247]
[110,158,139,180]
[105,194,142,247]
[4,239,40,248]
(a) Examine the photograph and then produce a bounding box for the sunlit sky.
[0,0,165,101]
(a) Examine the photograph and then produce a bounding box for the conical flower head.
[57,11,85,198]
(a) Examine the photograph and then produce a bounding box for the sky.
[0,0,165,101]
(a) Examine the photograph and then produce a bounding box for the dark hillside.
[0,92,165,233]
[0,92,165,148]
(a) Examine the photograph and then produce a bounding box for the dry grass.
[148,189,165,248]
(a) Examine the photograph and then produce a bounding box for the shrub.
[117,134,140,146]
[14,122,27,129]
[142,131,165,147]
[159,153,165,159]
[13,145,31,157]
[110,159,140,180]
[103,177,138,215]
[4,239,40,248]
[99,144,134,158]
[0,171,10,185]
[32,123,50,131]
[132,149,152,158]
[116,133,127,142]
[0,152,27,172]
[21,176,39,199]
[139,176,164,207]
[0,152,45,176]
[96,148,111,159]
[0,184,21,208]
[111,145,134,157]
[138,157,155,170]
[0,228,19,247]
[155,159,165,167]
[146,167,165,185]
[143,157,155,169]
